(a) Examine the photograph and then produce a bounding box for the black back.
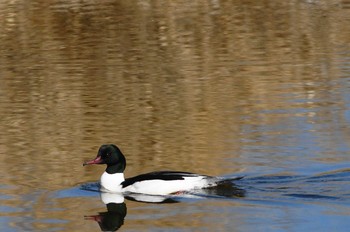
[121,171,205,188]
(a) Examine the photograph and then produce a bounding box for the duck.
[83,144,243,195]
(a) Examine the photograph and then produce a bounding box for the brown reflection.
[0,0,349,183]
[0,0,349,186]
[1,1,350,230]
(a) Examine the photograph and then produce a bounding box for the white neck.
[100,172,125,193]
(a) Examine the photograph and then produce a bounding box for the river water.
[1,1,350,231]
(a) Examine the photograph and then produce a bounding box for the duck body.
[84,144,242,195]
[101,171,219,195]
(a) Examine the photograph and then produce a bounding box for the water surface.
[1,1,350,231]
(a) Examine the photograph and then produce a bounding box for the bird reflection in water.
[84,183,245,231]
[84,193,127,232]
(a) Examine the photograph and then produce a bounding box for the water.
[1,0,350,231]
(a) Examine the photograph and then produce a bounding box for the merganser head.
[83,144,126,174]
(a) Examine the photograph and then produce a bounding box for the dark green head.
[83,144,126,174]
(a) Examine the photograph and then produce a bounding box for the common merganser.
[83,144,243,195]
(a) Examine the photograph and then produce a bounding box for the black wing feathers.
[121,171,203,188]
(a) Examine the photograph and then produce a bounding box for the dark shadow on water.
[283,193,340,200]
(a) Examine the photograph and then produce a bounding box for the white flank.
[100,172,221,195]
[122,176,215,195]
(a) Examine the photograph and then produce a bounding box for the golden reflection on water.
[0,0,349,189]
[1,0,350,231]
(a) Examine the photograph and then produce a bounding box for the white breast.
[100,172,124,193]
